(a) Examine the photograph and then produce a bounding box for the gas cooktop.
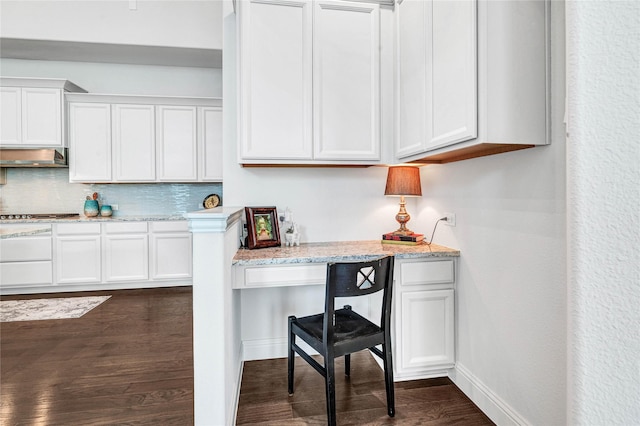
[0,213,80,220]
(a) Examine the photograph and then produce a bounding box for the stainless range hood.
[0,148,68,167]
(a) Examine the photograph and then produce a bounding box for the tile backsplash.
[0,168,223,216]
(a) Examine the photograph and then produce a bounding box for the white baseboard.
[242,337,317,361]
[229,356,244,426]
[449,363,530,426]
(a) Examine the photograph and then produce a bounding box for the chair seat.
[293,308,384,356]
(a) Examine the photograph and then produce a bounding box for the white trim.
[450,362,531,426]
[230,356,244,426]
[242,337,319,361]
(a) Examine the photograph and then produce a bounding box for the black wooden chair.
[287,255,395,426]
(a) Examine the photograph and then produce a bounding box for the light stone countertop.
[0,214,187,224]
[232,240,460,266]
[0,226,52,239]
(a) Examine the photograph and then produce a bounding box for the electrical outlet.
[111,204,119,211]
[443,212,456,226]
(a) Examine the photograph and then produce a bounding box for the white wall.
[566,1,640,424]
[0,58,222,97]
[0,0,222,50]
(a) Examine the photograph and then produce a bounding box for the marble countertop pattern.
[233,240,460,266]
[0,226,52,239]
[0,214,186,224]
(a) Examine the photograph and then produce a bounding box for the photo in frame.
[245,206,281,249]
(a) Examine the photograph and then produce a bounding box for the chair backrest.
[324,255,395,338]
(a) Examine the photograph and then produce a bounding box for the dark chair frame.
[288,255,395,426]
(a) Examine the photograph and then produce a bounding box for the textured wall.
[566,1,640,424]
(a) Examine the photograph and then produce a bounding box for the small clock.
[203,194,221,209]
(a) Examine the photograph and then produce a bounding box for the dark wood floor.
[237,353,493,425]
[1,288,493,425]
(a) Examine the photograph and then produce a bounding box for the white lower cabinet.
[55,223,102,284]
[0,224,53,287]
[393,258,456,380]
[1,220,193,295]
[103,222,149,282]
[149,221,192,280]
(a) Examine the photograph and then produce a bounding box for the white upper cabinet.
[238,0,381,165]
[0,87,22,145]
[313,0,380,160]
[239,0,313,161]
[113,104,156,182]
[67,94,222,183]
[396,0,549,164]
[199,106,223,181]
[396,0,476,159]
[1,78,85,148]
[156,106,198,181]
[68,102,112,182]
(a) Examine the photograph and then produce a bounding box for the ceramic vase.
[84,200,99,217]
[100,205,113,217]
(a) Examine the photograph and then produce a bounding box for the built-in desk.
[233,240,460,382]
[185,208,460,425]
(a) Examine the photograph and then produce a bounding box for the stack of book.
[381,233,425,245]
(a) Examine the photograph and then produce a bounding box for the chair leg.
[325,356,337,426]
[382,343,395,417]
[288,316,296,395]
[345,353,351,377]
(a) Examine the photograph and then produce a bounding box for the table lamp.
[384,166,422,235]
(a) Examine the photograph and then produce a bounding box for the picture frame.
[245,206,281,249]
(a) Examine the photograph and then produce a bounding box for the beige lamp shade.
[384,166,422,197]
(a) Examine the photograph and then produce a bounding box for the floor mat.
[0,296,111,322]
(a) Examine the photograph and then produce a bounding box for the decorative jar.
[84,200,99,217]
[100,205,113,217]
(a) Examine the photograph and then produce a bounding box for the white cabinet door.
[113,104,156,182]
[55,223,102,285]
[313,0,380,160]
[149,221,192,280]
[103,222,149,282]
[156,106,197,181]
[397,288,455,372]
[68,102,112,182]
[429,0,477,150]
[396,0,429,158]
[22,88,63,146]
[396,0,477,158]
[198,106,223,181]
[0,87,21,145]
[239,0,313,161]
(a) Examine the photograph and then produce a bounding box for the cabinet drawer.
[236,264,326,289]
[56,223,101,235]
[400,260,454,286]
[150,221,189,233]
[0,236,52,262]
[104,222,148,234]
[0,261,53,286]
